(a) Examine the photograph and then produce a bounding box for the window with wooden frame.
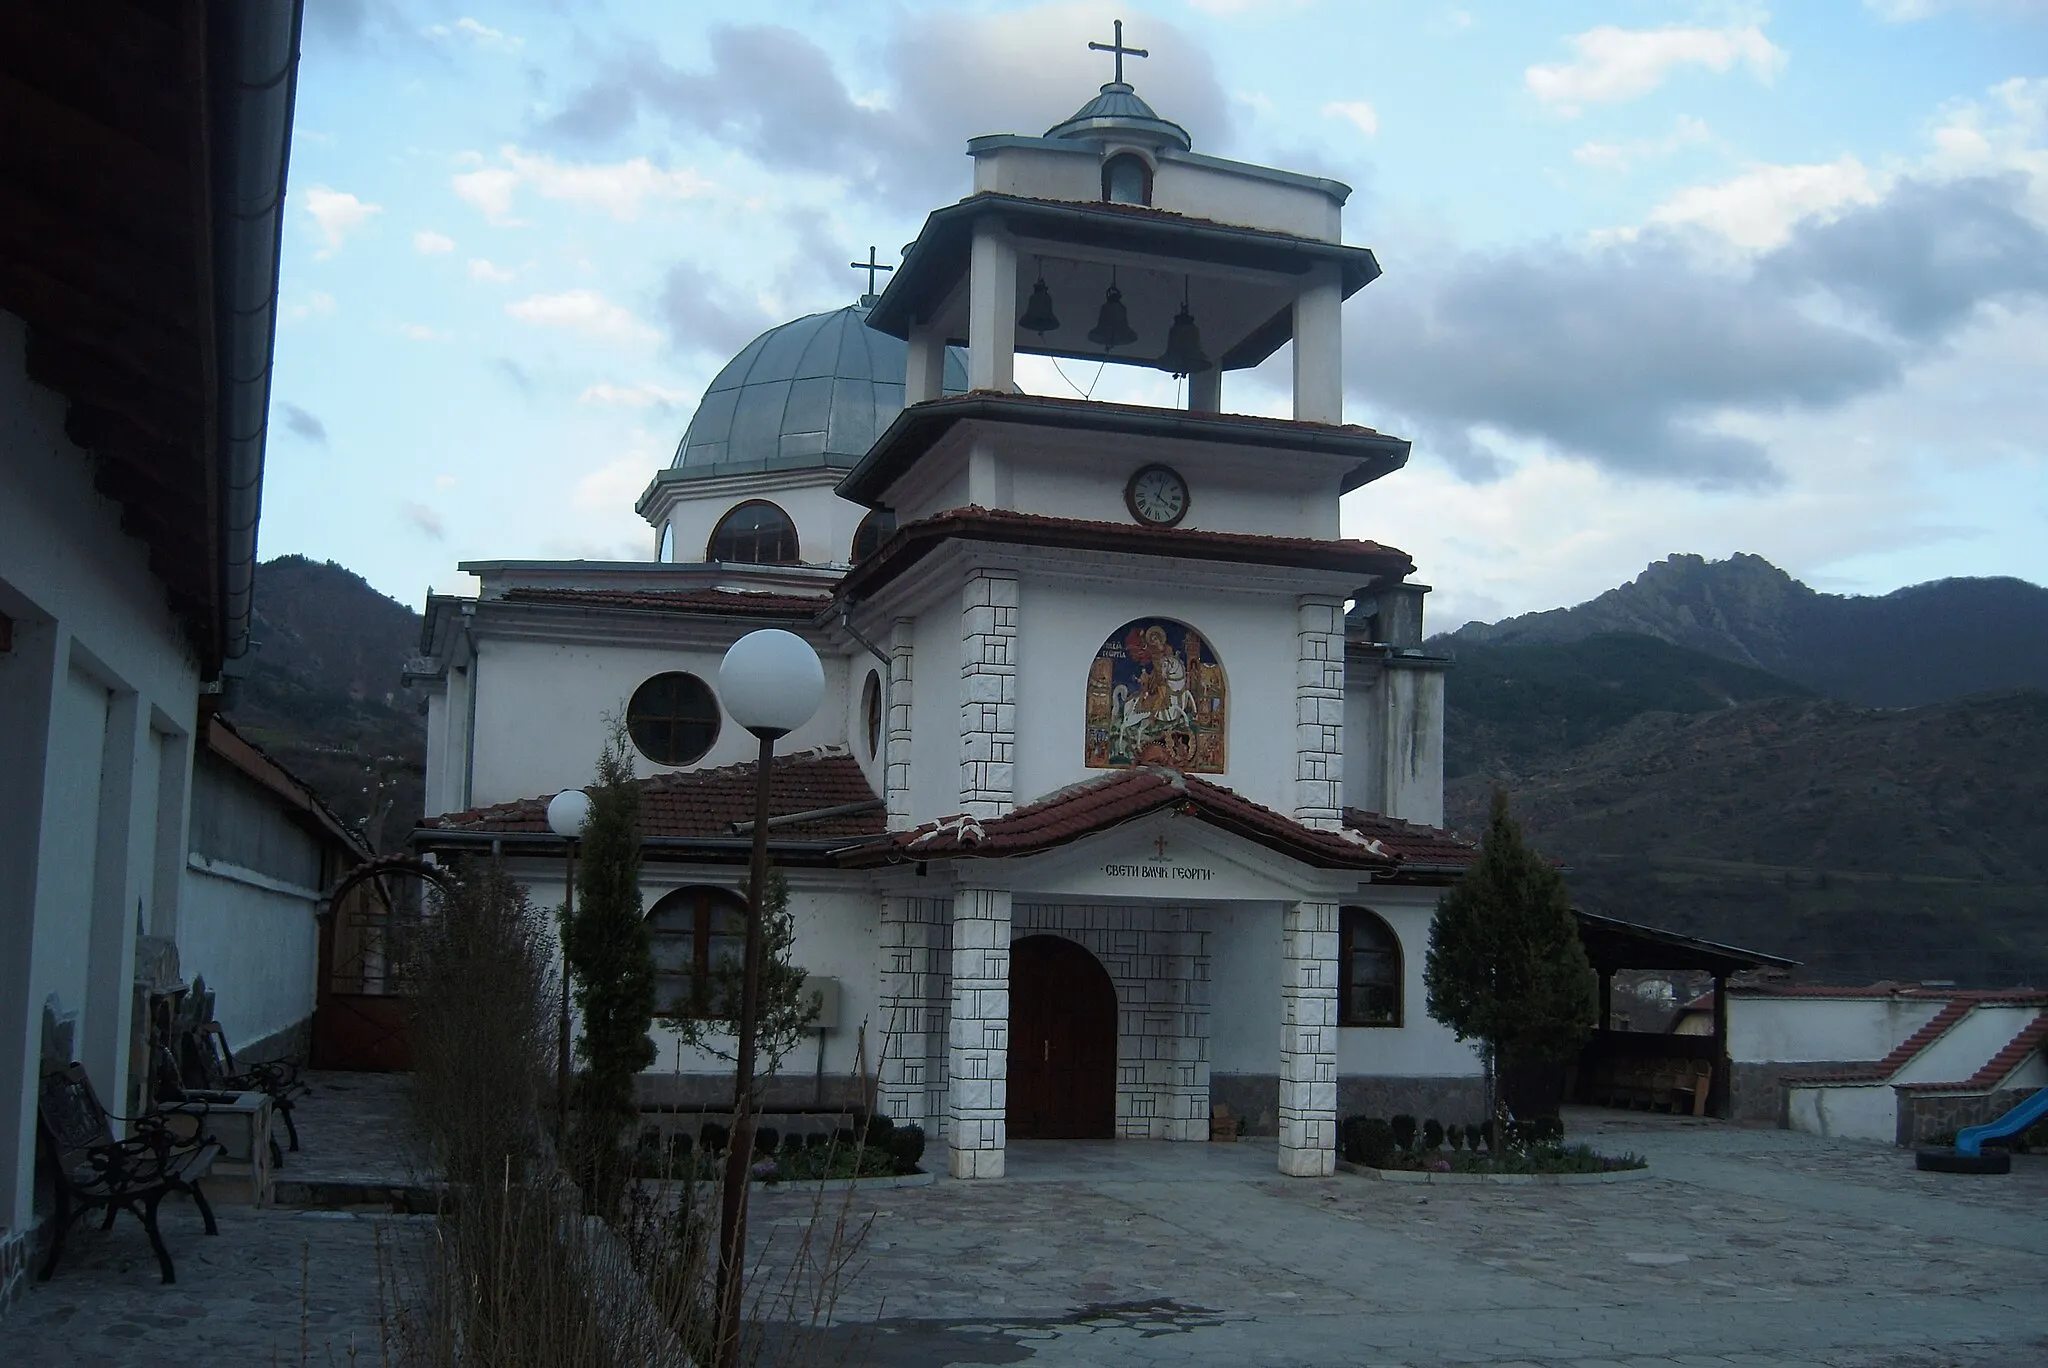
[1338,907,1402,1027]
[852,508,895,563]
[647,886,749,1019]
[625,672,721,766]
[708,499,799,564]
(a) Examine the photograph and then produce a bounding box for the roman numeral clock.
[1124,463,1189,527]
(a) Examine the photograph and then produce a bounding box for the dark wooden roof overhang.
[203,713,371,860]
[836,391,1411,509]
[864,193,1381,370]
[0,1,302,678]
[834,504,1415,607]
[1574,909,1800,977]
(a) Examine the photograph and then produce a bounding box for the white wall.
[907,608,961,821]
[467,636,857,811]
[1335,891,1480,1078]
[1010,574,1305,819]
[1787,1081,1896,1143]
[1728,995,1945,1065]
[0,311,203,1232]
[660,475,876,570]
[968,142,1343,241]
[511,862,884,1084]
[1894,1006,2043,1085]
[178,860,320,1051]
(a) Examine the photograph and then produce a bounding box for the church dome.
[1045,82,1191,153]
[670,303,967,477]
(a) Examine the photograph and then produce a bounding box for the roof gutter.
[211,0,305,663]
[408,828,858,858]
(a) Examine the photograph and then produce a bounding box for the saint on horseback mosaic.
[1083,618,1227,772]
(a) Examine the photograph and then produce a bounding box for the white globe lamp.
[719,628,824,739]
[546,787,592,839]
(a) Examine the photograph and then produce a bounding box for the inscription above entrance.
[1084,618,1227,772]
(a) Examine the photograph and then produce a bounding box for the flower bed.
[1338,1113,1645,1181]
[634,1118,927,1184]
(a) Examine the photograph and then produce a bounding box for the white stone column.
[886,617,915,831]
[946,887,1012,1178]
[877,893,947,1125]
[1278,899,1339,1177]
[967,225,1017,394]
[905,323,947,404]
[1188,367,1222,414]
[1292,261,1344,424]
[959,570,1018,819]
[1295,596,1345,830]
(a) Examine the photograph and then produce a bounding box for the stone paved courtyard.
[2,1093,2043,1367]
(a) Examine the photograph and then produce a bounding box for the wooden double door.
[1007,935,1118,1139]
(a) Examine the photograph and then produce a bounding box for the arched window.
[861,669,883,759]
[851,508,895,563]
[1339,908,1402,1027]
[657,523,675,563]
[626,672,721,766]
[1083,617,1226,773]
[1102,153,1152,206]
[647,886,749,1018]
[708,500,798,564]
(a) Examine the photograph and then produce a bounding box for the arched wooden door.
[1007,935,1117,1139]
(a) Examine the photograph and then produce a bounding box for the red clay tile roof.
[838,505,1413,602]
[1896,1010,2048,1093]
[420,751,883,842]
[499,587,829,617]
[1341,809,1479,867]
[840,769,1397,870]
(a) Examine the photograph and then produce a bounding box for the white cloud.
[578,382,691,407]
[287,290,336,321]
[1648,156,1883,250]
[1527,25,1786,114]
[426,16,522,51]
[398,322,450,342]
[302,185,382,256]
[434,474,458,488]
[453,146,713,224]
[506,290,660,344]
[413,230,456,255]
[1323,100,1379,137]
[468,257,517,283]
[1574,115,1713,172]
[574,446,666,512]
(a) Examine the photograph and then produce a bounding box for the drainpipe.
[212,0,306,666]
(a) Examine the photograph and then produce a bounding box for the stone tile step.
[271,1176,442,1211]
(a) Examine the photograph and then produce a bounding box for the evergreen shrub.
[1422,1119,1445,1150]
[754,1126,779,1158]
[1390,1114,1418,1151]
[781,1131,806,1157]
[699,1122,729,1154]
[1465,1122,1483,1152]
[1447,1124,1465,1151]
[888,1123,927,1171]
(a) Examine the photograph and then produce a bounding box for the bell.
[1019,277,1061,335]
[1087,283,1138,351]
[1156,302,1212,375]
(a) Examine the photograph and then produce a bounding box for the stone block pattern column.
[946,887,1012,1178]
[1279,899,1339,1176]
[959,571,1018,820]
[876,894,952,1130]
[1295,596,1345,830]
[886,617,915,832]
[1013,903,1211,1140]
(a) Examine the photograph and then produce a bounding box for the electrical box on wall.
[806,976,841,1033]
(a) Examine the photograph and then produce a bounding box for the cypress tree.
[1424,790,1597,1126]
[561,717,656,1177]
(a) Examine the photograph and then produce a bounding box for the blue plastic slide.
[1957,1087,2048,1156]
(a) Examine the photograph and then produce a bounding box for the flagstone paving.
[4,1100,2044,1367]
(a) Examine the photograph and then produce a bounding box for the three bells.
[1019,261,1213,377]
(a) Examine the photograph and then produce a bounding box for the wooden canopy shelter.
[1572,911,1798,1118]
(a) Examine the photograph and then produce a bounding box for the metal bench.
[36,1062,222,1284]
[178,977,309,1158]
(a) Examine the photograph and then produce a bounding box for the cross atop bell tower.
[1088,19,1147,87]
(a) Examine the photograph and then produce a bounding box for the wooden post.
[1710,971,1729,1118]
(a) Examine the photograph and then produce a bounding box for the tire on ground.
[1915,1147,2011,1174]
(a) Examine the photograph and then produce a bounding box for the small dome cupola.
[1044,20,1191,154]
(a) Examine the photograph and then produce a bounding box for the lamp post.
[545,787,592,1154]
[711,628,823,1368]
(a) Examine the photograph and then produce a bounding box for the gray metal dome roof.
[1045,82,1191,152]
[670,303,967,477]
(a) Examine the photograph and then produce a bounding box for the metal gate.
[310,856,451,1071]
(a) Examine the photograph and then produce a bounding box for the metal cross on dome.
[850,246,894,300]
[1088,19,1148,86]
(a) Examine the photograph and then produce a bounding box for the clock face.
[1125,464,1189,527]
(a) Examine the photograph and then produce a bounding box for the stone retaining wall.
[1898,1085,2041,1147]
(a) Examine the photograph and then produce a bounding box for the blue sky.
[271,0,2048,629]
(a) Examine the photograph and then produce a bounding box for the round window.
[626,672,721,766]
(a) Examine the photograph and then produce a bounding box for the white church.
[412,38,1487,1180]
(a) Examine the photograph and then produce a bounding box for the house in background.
[0,2,303,1306]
